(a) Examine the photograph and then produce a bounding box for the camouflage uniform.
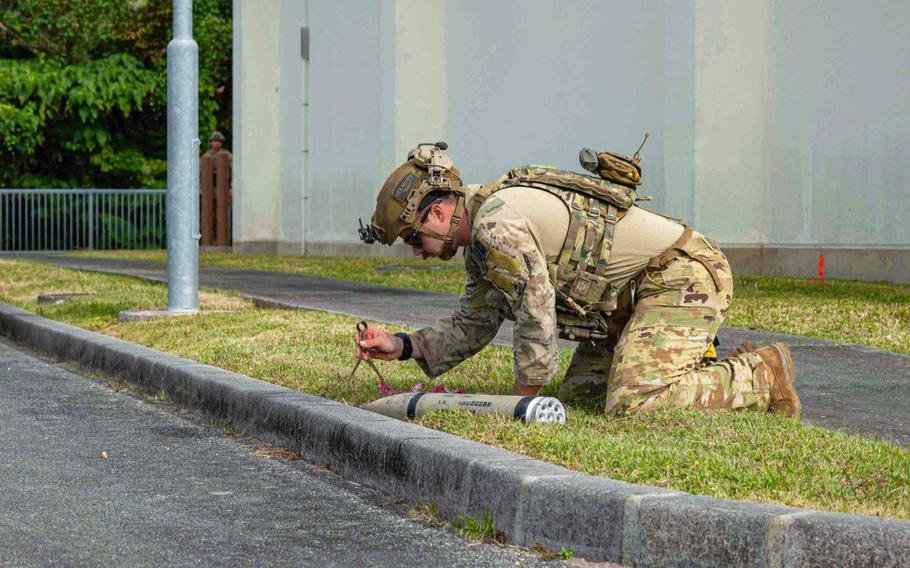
[411,192,559,386]
[410,185,772,416]
[560,235,771,415]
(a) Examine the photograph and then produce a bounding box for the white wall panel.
[766,0,910,247]
[277,0,306,249]
[693,0,771,242]
[233,0,282,242]
[304,0,395,245]
[443,1,671,207]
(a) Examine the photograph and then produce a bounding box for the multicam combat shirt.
[410,183,683,386]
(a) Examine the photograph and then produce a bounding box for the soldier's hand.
[355,326,403,361]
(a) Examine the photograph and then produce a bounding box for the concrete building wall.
[765,0,910,248]
[232,0,282,251]
[442,1,671,204]
[232,0,305,254]
[302,0,396,247]
[233,0,910,282]
[705,0,910,281]
[693,0,771,240]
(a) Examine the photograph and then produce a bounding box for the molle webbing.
[472,166,640,327]
[468,166,638,220]
[501,165,639,209]
[475,176,625,282]
[494,166,634,288]
[558,192,622,278]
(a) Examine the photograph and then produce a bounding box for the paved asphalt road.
[21,256,910,447]
[0,339,564,567]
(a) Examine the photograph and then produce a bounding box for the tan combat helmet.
[358,142,467,260]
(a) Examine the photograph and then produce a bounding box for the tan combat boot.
[726,341,755,358]
[754,343,801,420]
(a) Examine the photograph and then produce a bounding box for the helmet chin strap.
[438,196,466,260]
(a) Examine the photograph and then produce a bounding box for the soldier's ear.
[428,201,446,223]
[442,202,457,224]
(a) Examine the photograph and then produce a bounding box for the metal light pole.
[166,0,200,311]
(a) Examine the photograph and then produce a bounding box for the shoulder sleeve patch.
[487,247,523,275]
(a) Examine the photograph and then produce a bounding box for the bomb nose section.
[524,396,566,424]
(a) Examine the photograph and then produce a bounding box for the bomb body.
[361,393,566,424]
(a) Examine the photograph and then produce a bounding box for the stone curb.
[1,301,907,567]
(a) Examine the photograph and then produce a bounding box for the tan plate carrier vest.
[470,165,722,341]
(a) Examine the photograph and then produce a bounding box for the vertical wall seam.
[231,0,242,239]
[299,0,310,254]
[761,0,773,242]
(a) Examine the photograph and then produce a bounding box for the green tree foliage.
[0,0,231,188]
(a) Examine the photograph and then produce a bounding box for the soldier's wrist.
[393,332,412,361]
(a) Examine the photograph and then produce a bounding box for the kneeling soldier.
[355,142,800,419]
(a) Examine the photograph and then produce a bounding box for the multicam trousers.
[557,233,771,416]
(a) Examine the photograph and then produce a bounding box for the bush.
[0,0,231,189]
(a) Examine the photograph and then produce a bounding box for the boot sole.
[769,343,801,419]
[773,343,797,386]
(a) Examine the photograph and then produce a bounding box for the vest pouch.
[555,283,625,341]
[594,281,621,314]
[558,326,610,342]
[594,151,641,187]
[579,135,647,188]
[569,271,610,306]
[551,265,615,315]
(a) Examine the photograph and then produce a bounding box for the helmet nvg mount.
[359,141,467,261]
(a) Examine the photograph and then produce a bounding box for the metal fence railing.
[0,189,167,252]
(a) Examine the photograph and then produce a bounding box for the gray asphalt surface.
[17,255,910,446]
[0,338,562,567]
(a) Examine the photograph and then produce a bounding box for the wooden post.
[215,151,231,246]
[199,153,214,245]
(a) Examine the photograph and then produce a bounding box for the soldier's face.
[401,203,451,259]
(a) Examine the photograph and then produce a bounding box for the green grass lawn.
[2,256,908,519]
[69,249,910,355]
